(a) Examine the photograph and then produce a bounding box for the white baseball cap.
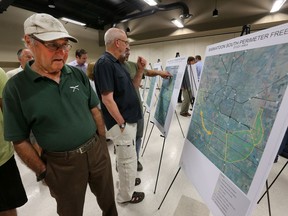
[24,13,78,43]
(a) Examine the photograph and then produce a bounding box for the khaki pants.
[109,123,137,203]
[180,89,192,114]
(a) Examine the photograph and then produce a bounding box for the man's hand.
[137,56,147,71]
[160,71,173,79]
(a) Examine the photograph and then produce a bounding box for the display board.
[145,62,161,112]
[153,57,187,136]
[180,23,288,216]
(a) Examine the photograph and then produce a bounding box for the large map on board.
[180,23,288,216]
[187,45,288,194]
[145,63,161,112]
[153,57,186,136]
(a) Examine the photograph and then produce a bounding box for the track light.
[270,0,287,13]
[212,9,218,17]
[212,0,219,17]
[143,0,158,6]
[171,18,184,28]
[60,17,86,26]
[48,0,56,9]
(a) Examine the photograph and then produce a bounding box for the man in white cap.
[2,13,117,216]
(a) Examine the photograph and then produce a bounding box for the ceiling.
[1,0,288,42]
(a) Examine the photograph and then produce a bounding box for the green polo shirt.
[0,67,13,166]
[3,62,99,151]
[124,61,148,111]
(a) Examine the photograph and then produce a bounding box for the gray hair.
[104,28,125,45]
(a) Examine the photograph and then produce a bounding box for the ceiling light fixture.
[212,0,218,17]
[143,0,158,6]
[270,0,287,13]
[60,17,86,26]
[212,9,218,17]
[48,0,56,9]
[171,18,184,28]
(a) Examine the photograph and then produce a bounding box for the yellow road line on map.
[200,111,212,135]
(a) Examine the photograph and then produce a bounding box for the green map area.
[154,66,178,129]
[146,76,157,108]
[187,44,288,193]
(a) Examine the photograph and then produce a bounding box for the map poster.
[180,23,288,216]
[153,57,187,137]
[145,63,161,112]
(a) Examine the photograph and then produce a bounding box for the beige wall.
[128,33,239,67]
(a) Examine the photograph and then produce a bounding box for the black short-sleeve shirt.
[94,52,142,130]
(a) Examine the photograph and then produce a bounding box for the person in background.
[176,52,182,103]
[3,13,117,216]
[121,46,172,172]
[180,56,195,117]
[195,55,203,81]
[6,48,33,79]
[86,62,101,110]
[0,67,28,216]
[68,48,88,73]
[94,27,145,204]
[86,62,96,93]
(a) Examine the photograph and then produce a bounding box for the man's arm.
[146,69,172,79]
[13,140,46,177]
[90,107,106,137]
[101,91,125,126]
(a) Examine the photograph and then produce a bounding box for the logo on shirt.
[70,85,80,92]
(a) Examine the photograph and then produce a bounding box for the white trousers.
[108,123,137,203]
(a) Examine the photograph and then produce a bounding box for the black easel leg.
[154,135,166,194]
[257,160,288,203]
[142,112,151,149]
[266,181,272,216]
[175,111,185,138]
[141,122,154,157]
[158,167,181,210]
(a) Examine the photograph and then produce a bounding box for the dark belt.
[45,134,98,156]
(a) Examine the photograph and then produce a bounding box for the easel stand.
[141,121,155,157]
[142,111,151,149]
[140,121,165,193]
[257,160,288,216]
[141,112,185,157]
[158,167,181,209]
[154,134,166,194]
[175,111,185,138]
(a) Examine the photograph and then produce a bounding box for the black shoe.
[137,161,143,171]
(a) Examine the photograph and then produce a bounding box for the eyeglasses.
[30,35,72,52]
[117,38,129,46]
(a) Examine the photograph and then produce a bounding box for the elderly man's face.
[19,49,33,68]
[29,36,70,73]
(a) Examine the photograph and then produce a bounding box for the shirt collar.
[25,60,71,82]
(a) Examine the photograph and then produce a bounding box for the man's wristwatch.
[37,170,47,182]
[119,122,126,129]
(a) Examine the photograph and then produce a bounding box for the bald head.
[104,28,126,46]
[104,28,129,59]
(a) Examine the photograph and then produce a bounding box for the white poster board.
[153,57,187,137]
[180,23,288,216]
[145,62,161,112]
